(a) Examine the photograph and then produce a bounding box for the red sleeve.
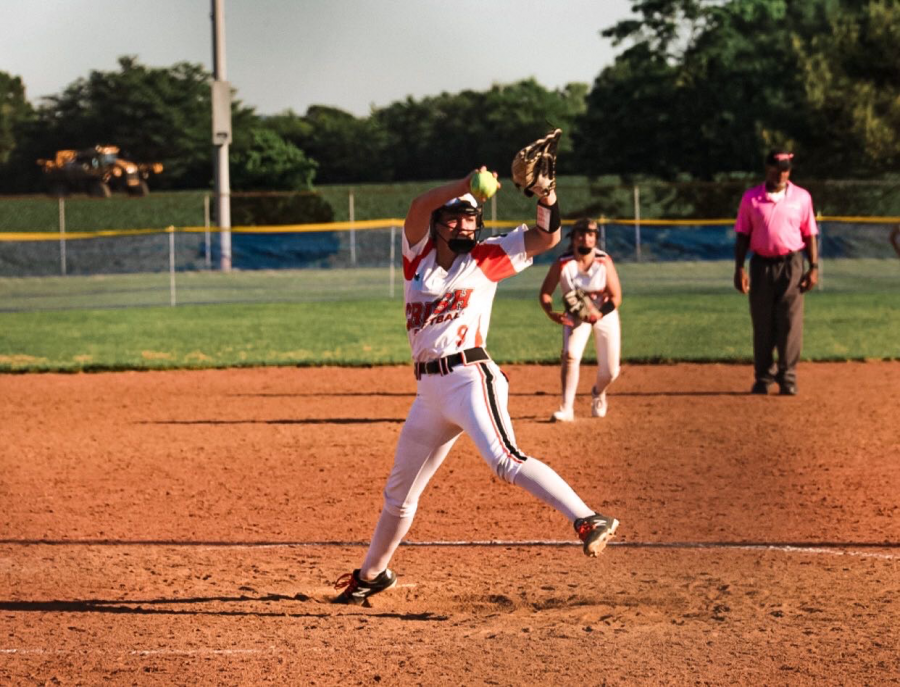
[402,239,433,280]
[471,243,516,282]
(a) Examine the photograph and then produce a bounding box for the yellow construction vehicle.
[37,145,163,197]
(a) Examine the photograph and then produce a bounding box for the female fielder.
[333,170,619,604]
[539,218,622,422]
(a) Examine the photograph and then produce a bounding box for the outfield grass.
[4,178,899,234]
[317,177,638,223]
[0,192,208,232]
[0,260,896,372]
[0,180,625,232]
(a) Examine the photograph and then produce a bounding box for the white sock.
[512,457,594,523]
[359,509,414,580]
[561,357,580,411]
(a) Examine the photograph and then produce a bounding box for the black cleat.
[750,381,770,395]
[779,383,798,396]
[332,568,397,605]
[574,513,620,557]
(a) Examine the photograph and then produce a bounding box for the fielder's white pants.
[559,310,621,412]
[360,359,595,579]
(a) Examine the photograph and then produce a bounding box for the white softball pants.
[360,359,595,579]
[559,310,621,412]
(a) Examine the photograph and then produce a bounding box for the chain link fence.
[1,182,898,311]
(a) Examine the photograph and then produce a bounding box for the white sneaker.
[591,389,608,418]
[551,407,574,423]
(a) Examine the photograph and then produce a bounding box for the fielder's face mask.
[431,193,484,254]
[568,219,598,256]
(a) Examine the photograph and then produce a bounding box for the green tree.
[573,43,685,178]
[672,0,810,176]
[230,128,317,190]
[576,0,900,179]
[576,0,807,179]
[266,106,389,184]
[375,79,588,181]
[600,0,711,61]
[10,56,260,190]
[0,72,34,166]
[792,0,900,175]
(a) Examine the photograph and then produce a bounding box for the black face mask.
[577,246,593,256]
[448,237,477,253]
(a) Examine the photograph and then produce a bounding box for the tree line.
[1,0,897,196]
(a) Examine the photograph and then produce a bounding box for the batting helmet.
[430,193,485,253]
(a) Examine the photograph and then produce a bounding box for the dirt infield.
[2,362,898,685]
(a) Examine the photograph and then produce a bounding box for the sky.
[2,0,634,117]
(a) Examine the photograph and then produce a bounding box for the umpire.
[734,149,819,396]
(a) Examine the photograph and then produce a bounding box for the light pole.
[211,0,232,271]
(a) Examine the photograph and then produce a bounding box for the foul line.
[0,539,896,559]
[0,648,278,656]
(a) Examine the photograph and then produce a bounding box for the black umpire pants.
[749,251,805,386]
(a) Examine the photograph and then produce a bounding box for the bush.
[228,192,335,226]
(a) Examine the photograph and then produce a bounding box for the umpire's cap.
[765,149,794,170]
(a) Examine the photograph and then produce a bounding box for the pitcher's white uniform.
[557,248,621,414]
[401,226,532,482]
[356,224,600,579]
[405,228,529,363]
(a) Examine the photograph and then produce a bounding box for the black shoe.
[332,568,397,605]
[779,383,798,396]
[574,513,620,557]
[750,381,770,395]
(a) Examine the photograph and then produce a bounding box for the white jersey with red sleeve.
[402,225,532,361]
[558,248,610,303]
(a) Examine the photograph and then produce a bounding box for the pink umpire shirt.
[734,181,818,258]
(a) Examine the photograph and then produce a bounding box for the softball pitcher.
[539,218,622,422]
[333,161,619,605]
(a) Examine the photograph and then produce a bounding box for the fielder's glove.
[562,288,601,324]
[511,128,562,198]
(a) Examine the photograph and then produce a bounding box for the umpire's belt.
[752,250,799,264]
[414,347,489,379]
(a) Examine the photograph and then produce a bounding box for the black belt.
[753,251,799,263]
[414,347,489,379]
